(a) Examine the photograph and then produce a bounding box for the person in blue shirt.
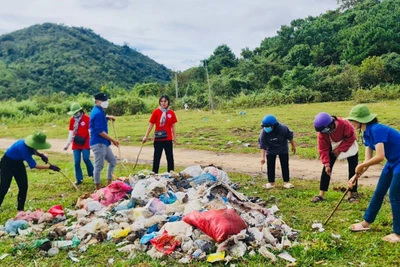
[258,114,296,190]
[347,104,400,243]
[90,92,119,190]
[0,131,60,211]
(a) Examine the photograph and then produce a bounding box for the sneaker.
[283,182,294,189]
[75,181,82,186]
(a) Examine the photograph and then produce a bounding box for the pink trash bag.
[92,181,132,206]
[183,209,247,242]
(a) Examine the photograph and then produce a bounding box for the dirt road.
[0,138,381,187]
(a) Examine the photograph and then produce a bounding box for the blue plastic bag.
[159,192,177,204]
[5,220,29,235]
[140,232,157,244]
[188,173,217,185]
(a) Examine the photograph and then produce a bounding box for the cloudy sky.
[0,0,338,71]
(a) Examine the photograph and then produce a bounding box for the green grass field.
[1,100,400,266]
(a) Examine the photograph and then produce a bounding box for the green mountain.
[0,23,171,100]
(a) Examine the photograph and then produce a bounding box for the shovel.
[324,168,366,225]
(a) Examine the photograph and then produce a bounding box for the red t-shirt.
[69,114,90,150]
[149,108,177,141]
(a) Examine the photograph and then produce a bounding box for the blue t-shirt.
[258,122,294,155]
[89,105,110,146]
[5,139,37,168]
[364,123,400,173]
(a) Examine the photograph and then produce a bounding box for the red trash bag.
[183,209,247,242]
[48,205,65,217]
[150,231,180,255]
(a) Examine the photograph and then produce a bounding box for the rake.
[324,168,366,225]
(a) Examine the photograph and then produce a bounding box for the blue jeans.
[73,149,94,183]
[364,165,400,234]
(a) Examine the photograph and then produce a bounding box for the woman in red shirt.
[142,95,178,173]
[64,103,94,185]
[311,112,359,203]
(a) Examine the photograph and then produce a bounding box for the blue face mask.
[264,127,273,133]
[321,127,331,133]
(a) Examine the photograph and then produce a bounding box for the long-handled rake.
[48,161,79,191]
[133,142,145,170]
[111,120,129,173]
[324,169,366,225]
[111,120,122,159]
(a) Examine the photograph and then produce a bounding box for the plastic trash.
[183,209,247,242]
[188,173,217,185]
[207,251,225,263]
[68,251,80,262]
[131,181,147,200]
[48,205,65,217]
[147,224,159,234]
[140,232,157,244]
[229,241,247,257]
[159,192,177,204]
[181,165,203,178]
[194,239,214,253]
[192,248,203,258]
[47,247,59,257]
[52,240,73,248]
[148,198,166,215]
[150,231,180,255]
[113,199,135,211]
[278,251,296,263]
[258,246,277,262]
[5,220,29,235]
[168,215,182,222]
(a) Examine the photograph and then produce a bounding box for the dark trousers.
[320,152,358,192]
[0,155,28,211]
[267,153,290,183]
[152,141,174,174]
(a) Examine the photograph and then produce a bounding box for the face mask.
[321,127,331,133]
[73,111,82,118]
[264,127,273,133]
[100,101,109,109]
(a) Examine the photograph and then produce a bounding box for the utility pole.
[204,60,214,114]
[175,73,178,98]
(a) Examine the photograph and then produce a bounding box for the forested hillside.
[165,0,400,108]
[0,23,171,100]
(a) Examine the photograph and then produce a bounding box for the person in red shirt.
[63,103,93,185]
[311,112,359,203]
[142,95,178,173]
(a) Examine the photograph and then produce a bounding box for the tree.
[206,44,238,75]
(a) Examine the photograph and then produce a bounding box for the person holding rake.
[0,131,60,211]
[347,104,400,243]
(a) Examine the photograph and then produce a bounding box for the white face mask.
[100,101,109,109]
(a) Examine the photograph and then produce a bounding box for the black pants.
[0,155,28,211]
[320,152,358,192]
[267,153,290,183]
[152,141,174,174]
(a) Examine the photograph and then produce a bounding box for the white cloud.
[0,0,338,71]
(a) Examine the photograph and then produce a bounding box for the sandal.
[263,183,275,190]
[283,182,294,189]
[311,195,325,203]
[348,196,359,203]
[350,222,370,232]
[382,233,400,243]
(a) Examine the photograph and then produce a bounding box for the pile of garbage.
[0,165,299,264]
